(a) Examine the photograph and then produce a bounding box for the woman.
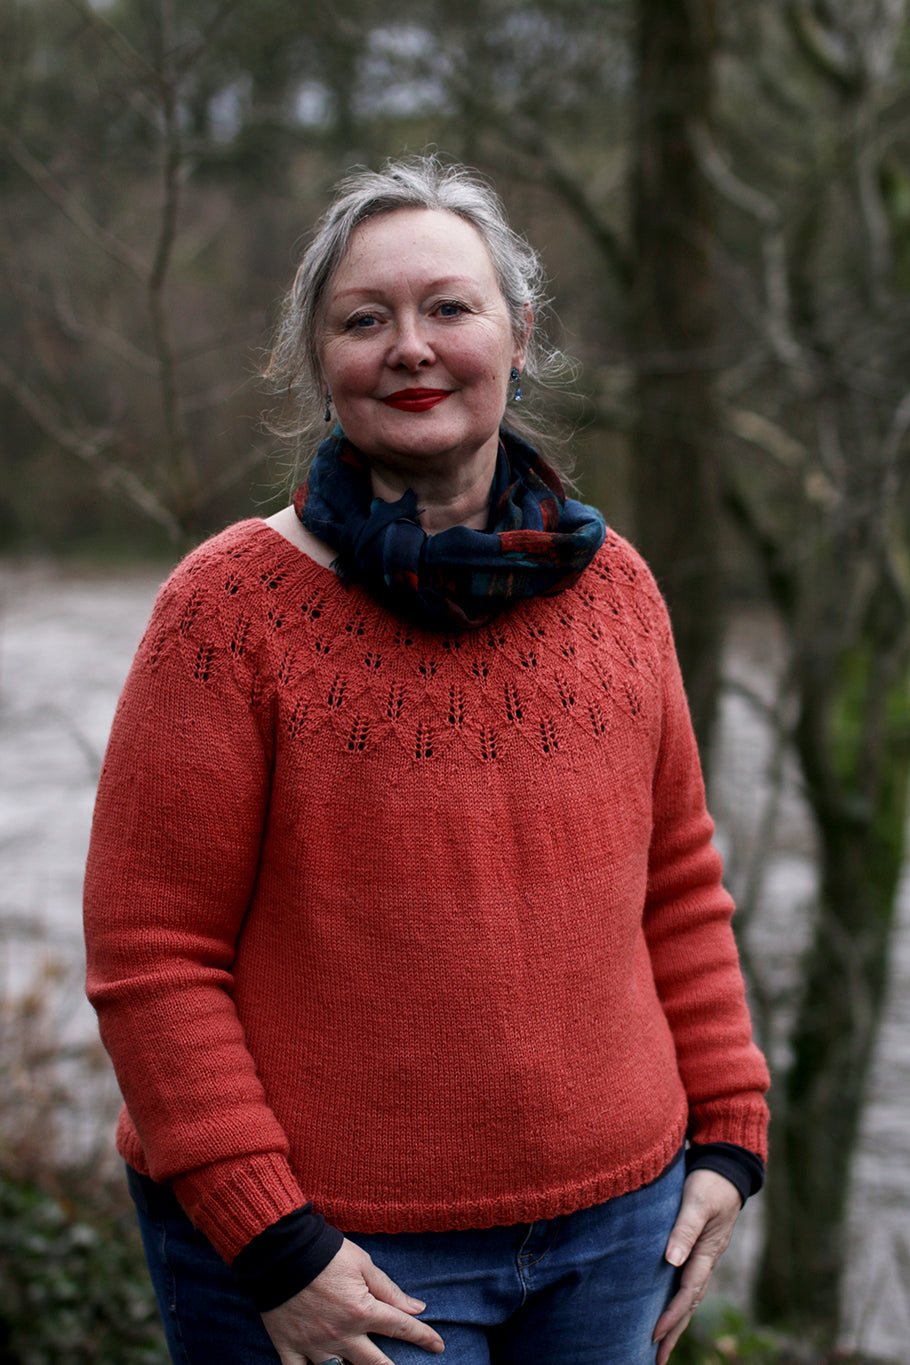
[84,155,769,1365]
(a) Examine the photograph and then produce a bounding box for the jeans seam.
[516,1221,550,1271]
[514,1226,537,1304]
[159,1219,193,1365]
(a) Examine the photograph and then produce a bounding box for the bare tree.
[0,0,277,547]
[706,0,910,1338]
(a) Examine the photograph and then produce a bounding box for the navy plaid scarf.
[293,428,606,631]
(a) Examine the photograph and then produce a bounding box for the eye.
[345,312,380,331]
[436,300,469,318]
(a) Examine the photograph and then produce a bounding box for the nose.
[386,313,435,369]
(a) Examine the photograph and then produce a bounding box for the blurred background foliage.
[0,0,633,557]
[3,1,910,1360]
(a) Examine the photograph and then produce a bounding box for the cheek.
[449,339,511,393]
[323,346,376,398]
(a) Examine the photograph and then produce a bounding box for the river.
[1,558,908,1359]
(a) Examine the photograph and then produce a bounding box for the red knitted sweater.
[84,519,769,1264]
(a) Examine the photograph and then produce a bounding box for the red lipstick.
[381,388,452,412]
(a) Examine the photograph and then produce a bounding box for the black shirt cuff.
[685,1142,765,1205]
[232,1205,345,1312]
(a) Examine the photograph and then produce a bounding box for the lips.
[381,388,452,412]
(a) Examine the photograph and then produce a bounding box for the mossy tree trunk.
[721,6,910,1336]
[756,625,910,1336]
[728,473,910,1340]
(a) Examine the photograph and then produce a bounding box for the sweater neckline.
[255,516,339,582]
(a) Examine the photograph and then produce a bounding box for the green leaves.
[0,1172,167,1365]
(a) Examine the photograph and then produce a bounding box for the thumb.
[665,1200,705,1268]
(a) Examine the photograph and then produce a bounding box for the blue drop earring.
[510,367,523,402]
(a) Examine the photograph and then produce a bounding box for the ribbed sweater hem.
[329,1118,687,1233]
[117,1112,692,1252]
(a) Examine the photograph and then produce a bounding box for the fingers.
[276,1293,443,1365]
[360,1257,428,1317]
[361,1297,445,1356]
[664,1170,739,1269]
[262,1238,444,1365]
[351,1255,443,1354]
[651,1171,743,1364]
[652,1252,712,1365]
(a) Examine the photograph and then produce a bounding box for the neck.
[368,445,498,535]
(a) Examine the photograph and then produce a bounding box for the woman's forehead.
[334,208,498,289]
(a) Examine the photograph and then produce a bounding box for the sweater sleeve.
[642,589,770,1161]
[83,543,309,1261]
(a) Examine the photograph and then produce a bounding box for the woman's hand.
[260,1238,445,1365]
[652,1169,742,1365]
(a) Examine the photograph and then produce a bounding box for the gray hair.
[263,154,572,470]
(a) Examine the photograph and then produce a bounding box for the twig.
[204,444,273,502]
[511,118,633,288]
[63,0,159,92]
[785,0,862,95]
[0,356,182,539]
[51,280,160,376]
[0,128,147,281]
[178,376,256,417]
[145,2,198,516]
[722,406,808,469]
[171,0,241,75]
[690,122,811,375]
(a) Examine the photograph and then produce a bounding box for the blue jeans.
[129,1154,684,1365]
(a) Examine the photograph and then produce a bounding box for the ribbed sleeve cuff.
[686,1141,765,1204]
[171,1153,308,1262]
[689,1097,770,1163]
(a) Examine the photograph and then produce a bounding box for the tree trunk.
[630,0,721,759]
[753,606,910,1338]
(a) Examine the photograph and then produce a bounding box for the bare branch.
[722,406,807,469]
[204,445,273,504]
[0,129,147,280]
[63,0,160,93]
[0,355,109,463]
[511,119,633,287]
[445,53,633,290]
[178,376,255,416]
[853,99,894,311]
[691,122,813,374]
[0,356,182,540]
[139,3,198,517]
[785,0,862,94]
[880,390,910,479]
[172,0,242,75]
[52,281,160,376]
[722,666,798,1045]
[691,121,777,225]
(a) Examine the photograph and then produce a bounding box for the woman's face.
[319,208,527,486]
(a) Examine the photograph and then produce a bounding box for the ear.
[513,304,533,370]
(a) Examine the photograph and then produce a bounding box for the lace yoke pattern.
[140,522,668,767]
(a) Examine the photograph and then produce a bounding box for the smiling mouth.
[381,389,452,412]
